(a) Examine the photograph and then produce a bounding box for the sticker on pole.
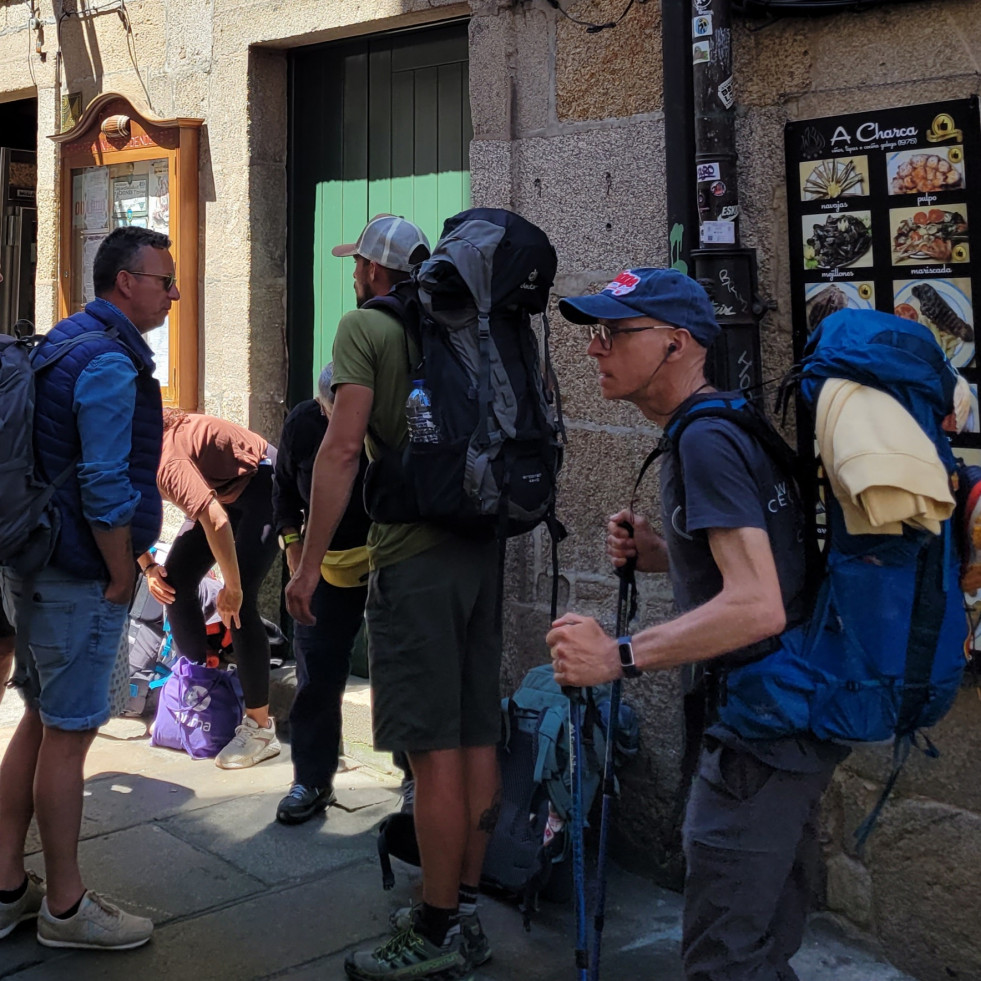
[692,41,710,65]
[718,76,735,109]
[693,14,713,38]
[700,221,736,246]
[696,162,722,183]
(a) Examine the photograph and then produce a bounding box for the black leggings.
[164,463,279,709]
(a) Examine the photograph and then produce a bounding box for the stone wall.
[468,1,981,978]
[468,0,687,881]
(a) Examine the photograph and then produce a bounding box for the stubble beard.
[355,283,376,309]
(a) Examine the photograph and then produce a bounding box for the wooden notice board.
[51,93,202,409]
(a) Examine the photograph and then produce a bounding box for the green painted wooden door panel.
[287,22,471,402]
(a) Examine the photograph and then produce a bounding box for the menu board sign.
[785,98,981,447]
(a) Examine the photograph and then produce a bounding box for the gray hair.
[317,363,335,405]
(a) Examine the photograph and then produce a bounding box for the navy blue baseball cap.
[559,268,720,348]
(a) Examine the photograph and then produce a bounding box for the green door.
[287,22,472,402]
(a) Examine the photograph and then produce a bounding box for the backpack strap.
[666,395,801,484]
[536,705,572,820]
[377,816,397,890]
[29,324,122,375]
[361,289,423,452]
[540,310,566,443]
[362,288,423,376]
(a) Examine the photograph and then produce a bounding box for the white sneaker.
[37,891,152,950]
[0,871,45,940]
[215,716,281,769]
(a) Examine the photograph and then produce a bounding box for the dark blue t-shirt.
[660,414,808,628]
[659,400,847,772]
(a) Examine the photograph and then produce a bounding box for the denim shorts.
[0,567,129,731]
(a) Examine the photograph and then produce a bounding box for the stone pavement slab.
[157,783,397,885]
[3,860,388,980]
[25,821,263,922]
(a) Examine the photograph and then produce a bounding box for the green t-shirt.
[331,307,448,569]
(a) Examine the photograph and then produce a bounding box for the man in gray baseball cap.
[289,211,503,978]
[332,214,431,306]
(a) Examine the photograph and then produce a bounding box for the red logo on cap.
[605,271,640,297]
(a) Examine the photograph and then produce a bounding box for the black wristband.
[617,635,642,679]
[143,562,160,576]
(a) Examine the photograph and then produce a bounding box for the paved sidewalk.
[0,685,916,981]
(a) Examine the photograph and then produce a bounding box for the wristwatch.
[617,635,642,679]
[278,532,301,551]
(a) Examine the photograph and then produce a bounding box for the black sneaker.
[276,784,335,825]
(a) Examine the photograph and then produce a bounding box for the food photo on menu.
[799,156,870,200]
[891,206,969,265]
[887,147,965,195]
[894,277,975,367]
[804,282,876,331]
[803,211,874,270]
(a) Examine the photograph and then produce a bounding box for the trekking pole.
[589,522,637,981]
[565,684,589,981]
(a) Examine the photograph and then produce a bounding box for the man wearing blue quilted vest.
[0,227,174,951]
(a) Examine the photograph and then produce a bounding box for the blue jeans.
[289,577,368,789]
[1,566,128,730]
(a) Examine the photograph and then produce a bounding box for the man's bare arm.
[92,525,136,606]
[548,525,786,686]
[631,525,786,668]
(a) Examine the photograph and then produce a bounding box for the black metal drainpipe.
[664,0,767,393]
[661,0,697,281]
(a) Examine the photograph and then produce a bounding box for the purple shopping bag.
[150,657,245,759]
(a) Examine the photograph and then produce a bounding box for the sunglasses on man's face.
[588,322,668,350]
[125,270,177,292]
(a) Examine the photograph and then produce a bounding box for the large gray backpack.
[362,208,565,539]
[0,330,115,574]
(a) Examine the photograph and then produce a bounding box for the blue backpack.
[658,309,968,847]
[481,665,639,925]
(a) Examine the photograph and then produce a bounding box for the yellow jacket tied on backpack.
[815,377,954,536]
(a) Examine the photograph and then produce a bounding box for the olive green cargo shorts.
[366,536,502,753]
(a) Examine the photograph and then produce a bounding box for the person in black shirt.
[272,364,371,824]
